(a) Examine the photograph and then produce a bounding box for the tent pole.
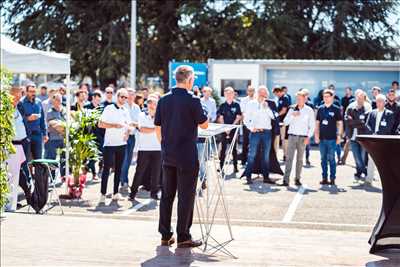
[130,0,137,90]
[65,74,70,178]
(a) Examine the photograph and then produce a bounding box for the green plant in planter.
[0,67,16,209]
[65,109,101,185]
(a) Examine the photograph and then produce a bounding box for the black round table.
[356,135,400,253]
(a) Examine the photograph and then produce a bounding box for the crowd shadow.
[319,184,347,194]
[243,180,280,194]
[350,184,382,193]
[141,246,220,267]
[88,199,125,214]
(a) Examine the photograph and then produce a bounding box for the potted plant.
[0,67,16,212]
[63,109,100,198]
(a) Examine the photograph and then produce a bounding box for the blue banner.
[169,61,208,89]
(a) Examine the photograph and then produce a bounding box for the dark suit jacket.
[266,99,280,136]
[366,109,395,135]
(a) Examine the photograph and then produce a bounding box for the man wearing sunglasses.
[98,88,135,203]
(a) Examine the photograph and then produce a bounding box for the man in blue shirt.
[155,65,208,248]
[19,84,47,160]
[315,89,343,185]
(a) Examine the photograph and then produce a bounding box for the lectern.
[356,135,400,253]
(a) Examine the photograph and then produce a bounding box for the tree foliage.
[2,0,399,89]
[0,67,16,209]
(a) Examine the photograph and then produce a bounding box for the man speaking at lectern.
[155,65,208,248]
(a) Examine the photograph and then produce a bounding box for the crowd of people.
[5,77,400,213]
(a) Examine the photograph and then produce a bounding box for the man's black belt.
[289,134,308,138]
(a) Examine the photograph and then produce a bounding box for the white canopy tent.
[1,34,72,177]
[1,35,70,74]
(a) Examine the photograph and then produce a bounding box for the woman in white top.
[98,88,134,203]
[129,95,162,201]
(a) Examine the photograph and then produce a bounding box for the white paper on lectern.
[198,123,241,138]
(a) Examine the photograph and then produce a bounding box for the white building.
[208,59,400,99]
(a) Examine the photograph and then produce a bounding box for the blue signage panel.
[266,69,399,98]
[169,61,208,89]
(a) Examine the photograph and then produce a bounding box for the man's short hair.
[147,94,159,103]
[175,65,194,83]
[300,88,310,95]
[224,86,234,93]
[323,89,334,96]
[272,86,283,93]
[281,86,287,90]
[258,85,269,94]
[40,84,48,90]
[48,88,58,95]
[392,81,399,86]
[354,89,365,97]
[202,86,213,93]
[26,83,36,91]
[376,94,386,102]
[116,88,128,97]
[126,87,136,94]
[75,90,86,97]
[372,86,381,92]
[92,90,103,98]
[295,90,307,97]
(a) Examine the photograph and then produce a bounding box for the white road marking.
[282,185,307,223]
[122,199,154,215]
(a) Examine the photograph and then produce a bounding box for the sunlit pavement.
[3,149,399,266]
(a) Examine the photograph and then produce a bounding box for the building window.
[221,79,251,97]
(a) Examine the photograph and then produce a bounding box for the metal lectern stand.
[195,123,240,258]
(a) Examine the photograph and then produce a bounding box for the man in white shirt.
[120,88,141,188]
[129,95,161,201]
[98,88,134,203]
[200,86,217,122]
[240,85,256,165]
[279,91,315,186]
[6,86,28,211]
[241,86,275,185]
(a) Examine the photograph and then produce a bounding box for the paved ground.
[15,148,382,230]
[2,213,400,267]
[2,148,396,266]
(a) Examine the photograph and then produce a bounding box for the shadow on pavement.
[319,184,347,194]
[141,246,220,267]
[350,184,382,193]
[243,181,280,194]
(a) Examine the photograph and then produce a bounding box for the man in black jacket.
[366,94,395,135]
[345,89,371,180]
[365,94,395,185]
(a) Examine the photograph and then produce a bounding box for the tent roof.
[1,35,70,74]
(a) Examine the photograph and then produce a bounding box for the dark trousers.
[120,134,136,185]
[44,139,66,177]
[130,151,161,195]
[27,133,43,160]
[243,130,272,180]
[241,126,250,164]
[220,131,238,170]
[101,145,126,195]
[159,163,199,243]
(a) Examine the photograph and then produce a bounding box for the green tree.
[2,0,398,89]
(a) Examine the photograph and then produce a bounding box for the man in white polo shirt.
[129,95,161,201]
[279,90,315,186]
[98,88,134,203]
